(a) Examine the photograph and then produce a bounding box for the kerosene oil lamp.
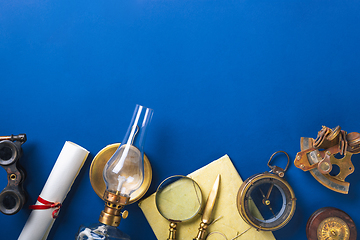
[76,104,153,240]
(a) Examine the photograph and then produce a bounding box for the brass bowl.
[89,143,152,204]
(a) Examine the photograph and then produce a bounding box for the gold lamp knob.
[121,210,129,219]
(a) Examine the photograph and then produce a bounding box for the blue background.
[1,0,360,239]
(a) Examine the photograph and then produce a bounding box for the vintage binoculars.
[0,134,27,215]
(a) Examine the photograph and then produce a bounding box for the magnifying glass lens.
[206,232,227,240]
[156,176,202,222]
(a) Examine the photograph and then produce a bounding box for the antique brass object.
[89,143,152,204]
[194,175,220,240]
[155,175,203,240]
[98,192,129,226]
[306,207,357,240]
[237,151,296,231]
[294,126,360,194]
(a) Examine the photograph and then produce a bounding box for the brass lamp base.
[99,205,123,227]
[89,143,152,204]
[99,192,130,227]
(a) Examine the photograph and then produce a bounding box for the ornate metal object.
[294,126,360,194]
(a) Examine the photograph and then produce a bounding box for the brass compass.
[237,151,296,231]
[306,207,357,240]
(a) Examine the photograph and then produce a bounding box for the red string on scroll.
[29,196,62,219]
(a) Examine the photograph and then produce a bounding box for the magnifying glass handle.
[193,222,208,240]
[167,222,177,240]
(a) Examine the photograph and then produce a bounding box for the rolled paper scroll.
[18,141,89,240]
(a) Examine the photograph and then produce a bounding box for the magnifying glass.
[155,175,203,240]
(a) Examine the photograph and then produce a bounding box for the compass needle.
[259,187,266,198]
[268,205,276,218]
[266,184,274,200]
[259,186,276,217]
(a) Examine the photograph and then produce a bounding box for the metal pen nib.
[193,174,221,240]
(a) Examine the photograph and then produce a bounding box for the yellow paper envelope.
[138,155,276,240]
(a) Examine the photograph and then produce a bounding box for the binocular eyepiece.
[0,134,27,215]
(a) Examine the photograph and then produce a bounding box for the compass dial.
[317,217,350,240]
[307,207,357,240]
[237,172,296,231]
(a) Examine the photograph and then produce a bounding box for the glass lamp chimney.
[99,104,153,227]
